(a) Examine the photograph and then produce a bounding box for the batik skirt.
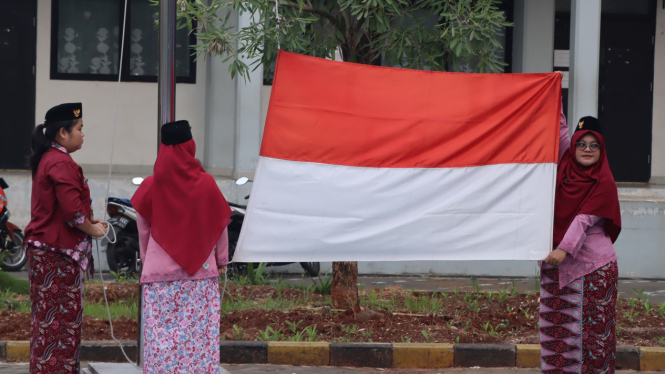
[142,277,221,374]
[28,247,84,374]
[540,261,618,374]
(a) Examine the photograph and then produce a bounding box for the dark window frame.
[50,0,197,83]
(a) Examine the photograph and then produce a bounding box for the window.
[50,0,196,83]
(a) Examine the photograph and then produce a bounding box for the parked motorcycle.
[102,187,141,276]
[228,177,320,277]
[103,177,320,278]
[0,178,26,271]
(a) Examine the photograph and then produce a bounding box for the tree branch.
[272,0,337,26]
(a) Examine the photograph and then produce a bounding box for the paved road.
[0,363,661,374]
[8,270,665,303]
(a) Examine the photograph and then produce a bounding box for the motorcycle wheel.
[106,232,140,277]
[1,231,26,271]
[300,262,320,277]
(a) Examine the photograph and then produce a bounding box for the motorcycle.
[103,177,320,278]
[102,179,142,276]
[0,178,26,271]
[228,177,320,277]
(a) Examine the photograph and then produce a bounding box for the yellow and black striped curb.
[1,341,137,363]
[2,341,665,370]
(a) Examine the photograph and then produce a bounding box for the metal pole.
[158,0,177,143]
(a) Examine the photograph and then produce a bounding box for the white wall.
[35,0,208,174]
[651,0,665,184]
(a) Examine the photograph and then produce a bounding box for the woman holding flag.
[131,120,232,373]
[540,94,622,372]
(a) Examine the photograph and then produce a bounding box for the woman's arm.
[558,214,602,257]
[544,214,601,266]
[136,213,151,265]
[558,99,571,163]
[215,228,230,276]
[49,162,107,237]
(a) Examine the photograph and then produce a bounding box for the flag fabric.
[233,51,562,263]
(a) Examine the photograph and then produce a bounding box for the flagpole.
[158,0,177,142]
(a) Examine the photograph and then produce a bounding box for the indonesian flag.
[233,51,562,263]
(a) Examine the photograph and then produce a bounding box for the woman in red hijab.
[539,101,622,373]
[131,120,232,374]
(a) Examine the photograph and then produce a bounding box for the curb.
[2,341,665,370]
[393,343,453,368]
[454,343,515,367]
[641,347,665,371]
[330,342,392,367]
[268,342,329,366]
[5,341,29,363]
[516,344,540,368]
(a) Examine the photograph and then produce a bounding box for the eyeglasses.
[575,142,601,151]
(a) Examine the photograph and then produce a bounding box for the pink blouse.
[137,212,229,284]
[551,105,617,288]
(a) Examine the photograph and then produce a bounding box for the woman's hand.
[544,248,568,267]
[90,218,103,225]
[77,219,108,238]
[93,222,108,238]
[218,265,227,277]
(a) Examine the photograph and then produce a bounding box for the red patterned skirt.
[28,247,83,374]
[540,261,618,374]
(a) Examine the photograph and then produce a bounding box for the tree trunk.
[331,261,359,310]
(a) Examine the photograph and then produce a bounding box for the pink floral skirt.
[142,277,221,374]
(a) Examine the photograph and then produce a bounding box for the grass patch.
[0,289,30,313]
[83,297,139,321]
[221,288,330,314]
[0,272,29,295]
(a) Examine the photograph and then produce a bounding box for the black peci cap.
[574,116,603,135]
[161,120,193,146]
[44,103,82,125]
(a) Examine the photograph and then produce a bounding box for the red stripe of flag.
[261,51,561,169]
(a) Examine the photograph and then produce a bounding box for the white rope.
[93,0,139,368]
[221,272,228,308]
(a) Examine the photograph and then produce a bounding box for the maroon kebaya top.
[24,143,93,274]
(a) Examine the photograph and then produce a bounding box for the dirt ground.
[220,287,665,346]
[1,283,663,346]
[84,282,140,303]
[0,310,137,341]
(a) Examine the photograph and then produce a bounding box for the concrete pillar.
[650,0,665,184]
[512,0,555,73]
[568,0,602,127]
[234,10,264,179]
[204,10,237,177]
[203,11,263,179]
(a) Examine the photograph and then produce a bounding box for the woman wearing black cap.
[25,103,108,373]
[539,103,622,372]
